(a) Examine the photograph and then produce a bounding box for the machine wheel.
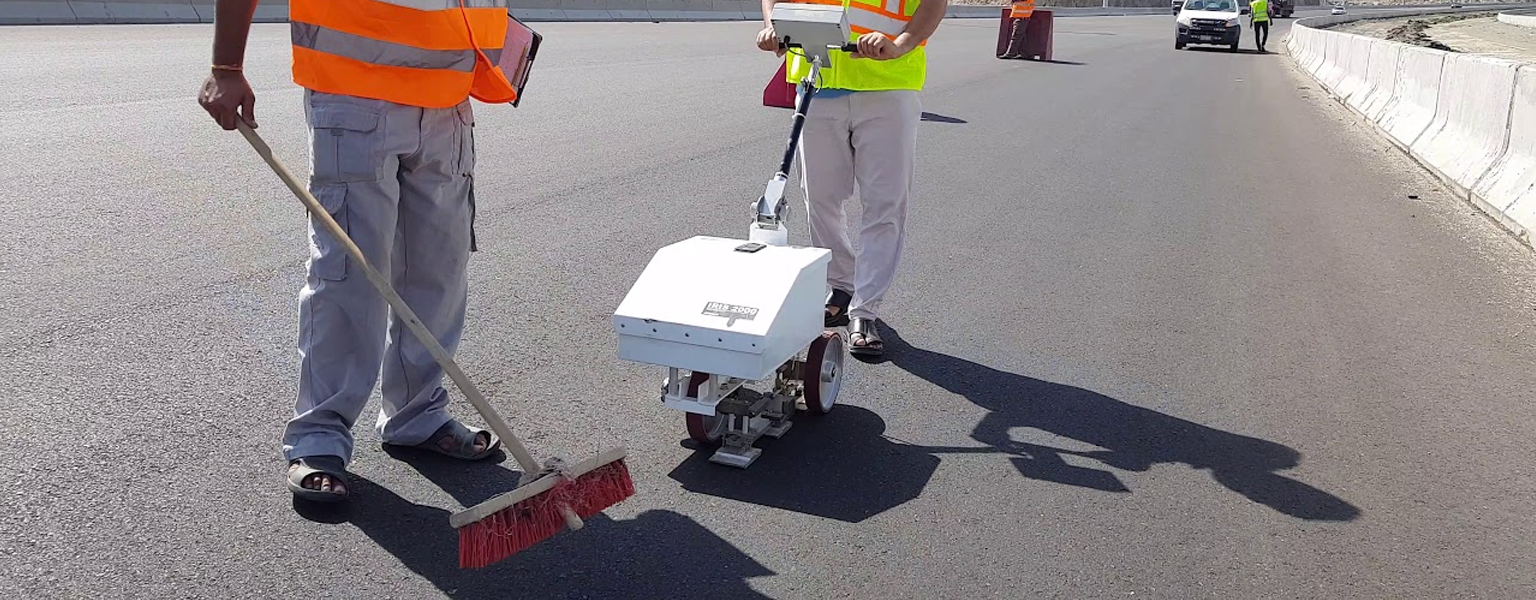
[800,330,845,416]
[683,371,727,446]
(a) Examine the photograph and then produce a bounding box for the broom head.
[450,447,634,568]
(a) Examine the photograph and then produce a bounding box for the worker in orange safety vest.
[1002,0,1035,59]
[196,0,517,504]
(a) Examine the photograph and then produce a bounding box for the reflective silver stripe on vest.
[293,22,489,72]
[847,7,910,36]
[373,0,506,10]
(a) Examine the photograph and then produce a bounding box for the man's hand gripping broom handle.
[236,121,585,530]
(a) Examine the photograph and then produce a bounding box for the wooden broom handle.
[236,121,548,478]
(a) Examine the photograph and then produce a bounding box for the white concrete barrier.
[1291,24,1325,76]
[1311,30,1334,84]
[1303,27,1327,76]
[1376,45,1444,150]
[0,0,76,23]
[1285,23,1305,67]
[1497,10,1536,28]
[1339,33,1375,112]
[1472,65,1536,242]
[1356,37,1401,122]
[1290,9,1536,247]
[1410,53,1519,194]
[1317,32,1350,92]
[70,0,197,23]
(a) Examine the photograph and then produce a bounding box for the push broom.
[235,121,635,568]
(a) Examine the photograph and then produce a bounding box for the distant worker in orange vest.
[197,0,518,504]
[1002,0,1035,59]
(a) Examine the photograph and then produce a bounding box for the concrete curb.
[0,0,1175,25]
[1286,6,1536,248]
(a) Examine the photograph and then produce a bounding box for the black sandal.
[825,289,852,328]
[849,317,883,356]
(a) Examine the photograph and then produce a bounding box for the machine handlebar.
[777,40,863,54]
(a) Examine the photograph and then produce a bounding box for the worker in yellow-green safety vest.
[1249,0,1271,53]
[755,0,947,357]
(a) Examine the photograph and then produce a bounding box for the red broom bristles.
[458,458,636,568]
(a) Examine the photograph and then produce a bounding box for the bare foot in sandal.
[288,456,349,502]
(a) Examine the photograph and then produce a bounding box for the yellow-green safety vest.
[1250,0,1269,21]
[785,0,927,91]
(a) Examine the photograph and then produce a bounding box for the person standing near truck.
[1249,0,1270,52]
[754,0,946,356]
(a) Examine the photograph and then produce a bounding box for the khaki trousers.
[797,89,921,321]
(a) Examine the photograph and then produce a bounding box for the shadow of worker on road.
[667,404,942,523]
[297,453,774,600]
[872,323,1361,522]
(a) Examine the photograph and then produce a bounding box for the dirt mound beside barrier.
[1384,18,1458,49]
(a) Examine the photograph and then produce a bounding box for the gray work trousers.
[282,90,477,466]
[798,89,921,321]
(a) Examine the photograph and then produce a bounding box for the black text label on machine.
[703,302,759,327]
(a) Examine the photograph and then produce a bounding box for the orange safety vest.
[289,0,518,108]
[1011,0,1034,18]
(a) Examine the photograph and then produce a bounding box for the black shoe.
[825,288,852,328]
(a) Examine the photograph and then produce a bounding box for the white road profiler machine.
[612,3,859,469]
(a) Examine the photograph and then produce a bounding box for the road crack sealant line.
[1286,4,1536,249]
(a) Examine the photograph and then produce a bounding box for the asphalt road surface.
[4,13,1536,600]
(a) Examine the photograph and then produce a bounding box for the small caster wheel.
[683,371,727,446]
[801,330,844,416]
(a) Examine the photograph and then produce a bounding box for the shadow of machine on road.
[869,323,1362,523]
[667,404,942,523]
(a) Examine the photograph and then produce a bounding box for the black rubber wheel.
[800,331,844,416]
[682,371,726,446]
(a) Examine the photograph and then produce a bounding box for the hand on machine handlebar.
[757,26,786,56]
[850,32,903,60]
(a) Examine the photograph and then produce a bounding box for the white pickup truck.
[1175,0,1245,52]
